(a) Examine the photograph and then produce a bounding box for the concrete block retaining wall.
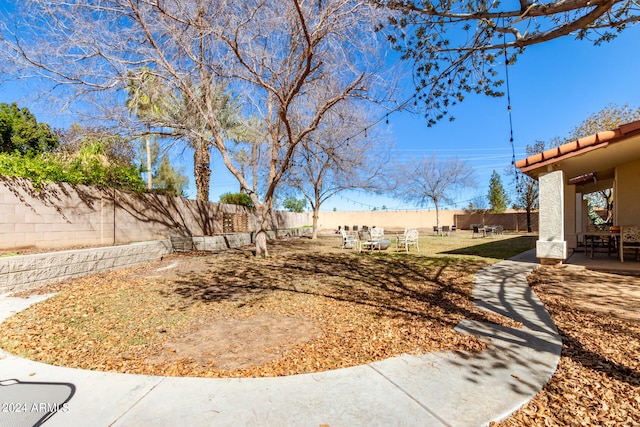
[0,240,172,295]
[0,229,309,294]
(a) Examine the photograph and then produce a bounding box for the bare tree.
[513,141,544,232]
[393,155,476,228]
[376,0,640,124]
[282,103,391,239]
[0,1,395,256]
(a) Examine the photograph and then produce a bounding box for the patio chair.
[358,230,381,252]
[432,225,441,236]
[441,225,450,237]
[370,227,384,240]
[472,225,485,238]
[396,228,419,252]
[340,229,357,250]
[620,225,640,262]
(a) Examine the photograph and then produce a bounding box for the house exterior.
[516,120,640,264]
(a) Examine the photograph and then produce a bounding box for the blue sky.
[1,24,639,213]
[328,25,640,212]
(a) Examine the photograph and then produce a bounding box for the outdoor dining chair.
[472,225,485,238]
[340,229,357,250]
[370,227,384,240]
[396,228,419,252]
[358,230,380,252]
[620,225,640,262]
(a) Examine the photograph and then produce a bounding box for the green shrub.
[219,192,254,207]
[0,151,145,191]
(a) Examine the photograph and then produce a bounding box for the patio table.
[579,230,620,259]
[484,226,497,237]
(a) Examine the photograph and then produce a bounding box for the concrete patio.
[566,248,640,275]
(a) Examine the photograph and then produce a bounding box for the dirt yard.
[3,236,638,424]
[1,237,523,378]
[494,264,640,426]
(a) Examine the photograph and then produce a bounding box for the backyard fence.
[317,210,538,233]
[0,176,310,251]
[454,212,539,232]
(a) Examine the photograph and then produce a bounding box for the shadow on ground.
[441,236,537,259]
[164,239,515,331]
[0,378,75,426]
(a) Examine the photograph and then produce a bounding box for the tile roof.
[516,120,640,172]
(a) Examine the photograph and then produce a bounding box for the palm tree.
[165,81,247,202]
[126,67,165,190]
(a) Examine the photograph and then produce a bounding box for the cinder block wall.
[0,177,310,251]
[0,229,310,294]
[0,240,171,294]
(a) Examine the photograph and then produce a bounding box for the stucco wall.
[0,177,310,251]
[616,159,640,226]
[316,209,464,232]
[537,170,567,261]
[317,209,535,232]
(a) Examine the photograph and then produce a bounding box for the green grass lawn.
[338,230,538,261]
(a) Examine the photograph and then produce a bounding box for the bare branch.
[380,0,638,123]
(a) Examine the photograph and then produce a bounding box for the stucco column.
[537,169,567,264]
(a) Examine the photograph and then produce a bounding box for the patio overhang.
[516,120,640,184]
[515,120,640,264]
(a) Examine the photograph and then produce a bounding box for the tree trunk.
[194,139,211,202]
[311,209,319,240]
[254,204,270,257]
[526,206,532,233]
[146,134,152,190]
[255,229,268,257]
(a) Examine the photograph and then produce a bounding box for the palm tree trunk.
[194,138,211,202]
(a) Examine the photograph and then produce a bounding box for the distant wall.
[0,176,311,251]
[454,211,539,232]
[316,209,538,232]
[316,209,464,232]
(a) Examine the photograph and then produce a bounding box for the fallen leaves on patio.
[494,265,640,426]
[0,237,516,378]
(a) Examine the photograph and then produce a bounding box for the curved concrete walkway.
[0,250,561,427]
